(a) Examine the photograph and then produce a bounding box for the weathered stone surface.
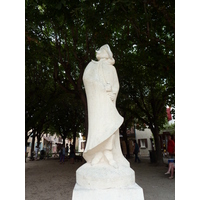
[72,183,144,200]
[76,163,135,189]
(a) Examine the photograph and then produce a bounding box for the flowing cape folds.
[83,60,129,167]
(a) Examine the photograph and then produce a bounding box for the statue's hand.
[107,92,115,101]
[105,83,112,92]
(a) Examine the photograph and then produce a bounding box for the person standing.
[167,135,175,158]
[133,140,141,163]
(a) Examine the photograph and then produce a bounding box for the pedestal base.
[72,183,144,200]
[76,163,135,189]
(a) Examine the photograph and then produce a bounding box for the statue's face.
[95,51,100,60]
[96,49,108,60]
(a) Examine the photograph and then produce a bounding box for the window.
[138,139,148,149]
[81,142,86,150]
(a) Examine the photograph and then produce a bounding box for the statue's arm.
[106,66,119,104]
[112,67,119,97]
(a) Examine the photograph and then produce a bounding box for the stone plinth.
[72,183,144,200]
[72,163,144,200]
[76,163,135,189]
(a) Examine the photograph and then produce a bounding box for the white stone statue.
[72,45,144,200]
[82,44,129,169]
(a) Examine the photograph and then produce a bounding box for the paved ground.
[25,156,175,200]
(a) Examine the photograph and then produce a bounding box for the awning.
[43,136,52,142]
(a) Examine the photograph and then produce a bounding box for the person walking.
[60,145,65,164]
[133,140,141,163]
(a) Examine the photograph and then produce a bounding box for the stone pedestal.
[76,163,135,189]
[72,163,144,200]
[72,183,144,200]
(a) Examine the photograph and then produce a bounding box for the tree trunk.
[84,107,88,139]
[25,131,28,148]
[36,133,41,149]
[80,91,88,139]
[31,131,35,160]
[73,132,76,150]
[121,123,129,158]
[151,127,163,164]
[62,136,66,146]
[25,131,28,162]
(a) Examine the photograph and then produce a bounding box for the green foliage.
[163,119,175,135]
[25,0,174,161]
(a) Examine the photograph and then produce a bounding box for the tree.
[111,0,175,163]
[25,0,175,163]
[47,88,85,146]
[25,44,57,151]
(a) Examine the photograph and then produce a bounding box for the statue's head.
[96,44,115,64]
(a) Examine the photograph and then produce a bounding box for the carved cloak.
[83,59,129,167]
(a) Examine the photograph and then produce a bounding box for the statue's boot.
[91,152,103,165]
[104,150,118,169]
